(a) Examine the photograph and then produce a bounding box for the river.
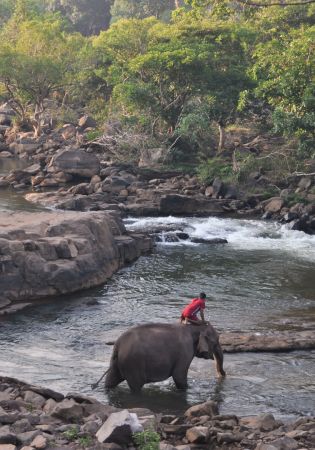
[0,206,314,420]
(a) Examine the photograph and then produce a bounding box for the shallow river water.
[0,213,314,420]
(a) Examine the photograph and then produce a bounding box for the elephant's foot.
[173,376,188,390]
[127,380,144,392]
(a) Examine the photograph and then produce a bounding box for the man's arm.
[200,310,205,322]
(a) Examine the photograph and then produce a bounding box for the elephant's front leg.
[214,345,226,378]
[172,363,190,390]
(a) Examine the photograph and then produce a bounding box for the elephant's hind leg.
[105,364,124,389]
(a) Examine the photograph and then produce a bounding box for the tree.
[252,25,315,155]
[45,0,113,35]
[0,10,86,135]
[93,17,252,151]
[111,0,181,21]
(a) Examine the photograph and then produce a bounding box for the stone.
[12,418,34,433]
[81,420,100,434]
[204,186,214,197]
[48,149,100,178]
[216,432,243,444]
[30,435,47,449]
[184,401,219,419]
[23,391,46,409]
[0,445,17,450]
[297,176,312,191]
[0,430,17,445]
[240,414,280,432]
[254,445,278,450]
[212,178,225,198]
[78,115,97,129]
[51,399,84,422]
[61,124,77,140]
[20,447,34,450]
[16,431,40,446]
[255,436,299,450]
[0,152,12,158]
[159,443,176,450]
[190,237,228,244]
[186,426,209,443]
[264,198,284,214]
[96,410,143,445]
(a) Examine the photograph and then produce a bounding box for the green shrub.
[286,192,308,207]
[133,430,160,450]
[63,426,79,441]
[78,435,93,448]
[85,129,103,141]
[198,157,234,183]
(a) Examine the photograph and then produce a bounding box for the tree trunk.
[33,103,43,138]
[217,122,225,153]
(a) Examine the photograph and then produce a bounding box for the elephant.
[105,322,225,392]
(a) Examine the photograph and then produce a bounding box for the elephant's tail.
[91,368,110,390]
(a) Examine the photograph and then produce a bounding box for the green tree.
[253,25,315,156]
[111,0,181,21]
[0,10,86,135]
[94,17,252,151]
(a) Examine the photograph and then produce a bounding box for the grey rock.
[96,410,143,445]
[185,401,218,419]
[51,399,84,422]
[186,426,209,443]
[48,148,100,178]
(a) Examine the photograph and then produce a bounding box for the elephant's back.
[116,323,186,368]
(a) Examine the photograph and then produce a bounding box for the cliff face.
[0,211,152,313]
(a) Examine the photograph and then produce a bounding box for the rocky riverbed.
[0,211,152,314]
[0,375,314,450]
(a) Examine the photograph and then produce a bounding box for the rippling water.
[0,158,45,212]
[0,215,314,419]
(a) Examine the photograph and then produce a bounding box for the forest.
[0,0,314,184]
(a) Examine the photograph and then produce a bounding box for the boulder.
[264,197,284,214]
[48,149,100,178]
[96,410,143,445]
[297,176,312,191]
[186,426,209,443]
[240,413,280,432]
[51,398,84,422]
[190,237,228,244]
[61,124,77,140]
[78,115,97,129]
[0,211,152,309]
[184,401,218,419]
[212,178,225,198]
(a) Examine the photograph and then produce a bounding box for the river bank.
[0,126,314,234]
[0,375,314,450]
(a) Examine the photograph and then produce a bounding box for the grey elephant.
[105,322,225,392]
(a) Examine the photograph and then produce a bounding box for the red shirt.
[181,298,206,320]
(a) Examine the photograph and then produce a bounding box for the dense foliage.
[0,0,314,174]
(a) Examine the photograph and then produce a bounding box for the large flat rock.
[220,330,315,352]
[0,211,152,310]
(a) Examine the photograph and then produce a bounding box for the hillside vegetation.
[0,0,314,186]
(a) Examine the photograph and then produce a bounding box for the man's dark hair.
[199,292,206,299]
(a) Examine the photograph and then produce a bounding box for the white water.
[126,216,315,262]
